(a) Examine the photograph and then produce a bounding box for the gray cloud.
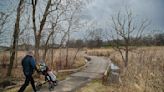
[82,0,164,31]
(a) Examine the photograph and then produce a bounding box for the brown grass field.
[0,48,85,81]
[0,47,164,92]
[78,46,164,92]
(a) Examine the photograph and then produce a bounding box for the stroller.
[36,62,58,91]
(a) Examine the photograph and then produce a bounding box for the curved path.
[39,56,111,92]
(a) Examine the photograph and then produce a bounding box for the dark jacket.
[22,55,36,76]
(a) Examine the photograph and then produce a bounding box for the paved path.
[39,56,110,92]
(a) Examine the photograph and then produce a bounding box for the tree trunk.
[42,48,47,62]
[32,0,38,62]
[51,48,54,69]
[71,48,80,66]
[35,37,40,62]
[125,48,128,67]
[65,34,70,68]
[42,31,54,61]
[125,40,129,67]
[15,38,18,68]
[7,0,24,77]
[65,46,69,68]
[59,47,62,69]
[32,0,51,62]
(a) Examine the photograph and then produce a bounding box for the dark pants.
[18,75,36,92]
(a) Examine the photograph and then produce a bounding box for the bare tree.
[18,15,32,50]
[40,0,83,68]
[7,0,25,77]
[41,0,66,61]
[65,0,83,67]
[0,12,9,44]
[110,10,150,67]
[31,0,66,62]
[0,12,9,69]
[65,9,75,68]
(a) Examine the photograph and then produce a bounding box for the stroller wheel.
[53,80,58,86]
[48,82,54,91]
[36,82,42,91]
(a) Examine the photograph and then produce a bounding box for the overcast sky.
[0,0,163,30]
[0,0,164,42]
[82,0,164,31]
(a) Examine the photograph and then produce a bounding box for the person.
[18,50,37,92]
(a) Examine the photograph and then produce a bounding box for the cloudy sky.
[82,0,164,31]
[0,0,164,42]
[0,0,163,30]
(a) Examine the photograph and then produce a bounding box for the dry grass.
[84,47,164,92]
[0,48,85,92]
[76,79,116,92]
[86,48,114,57]
[43,48,85,70]
[0,48,85,90]
[120,47,164,92]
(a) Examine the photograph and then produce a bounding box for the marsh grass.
[86,48,114,57]
[85,47,164,92]
[0,48,85,91]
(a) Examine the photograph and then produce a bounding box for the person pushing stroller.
[18,51,37,92]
